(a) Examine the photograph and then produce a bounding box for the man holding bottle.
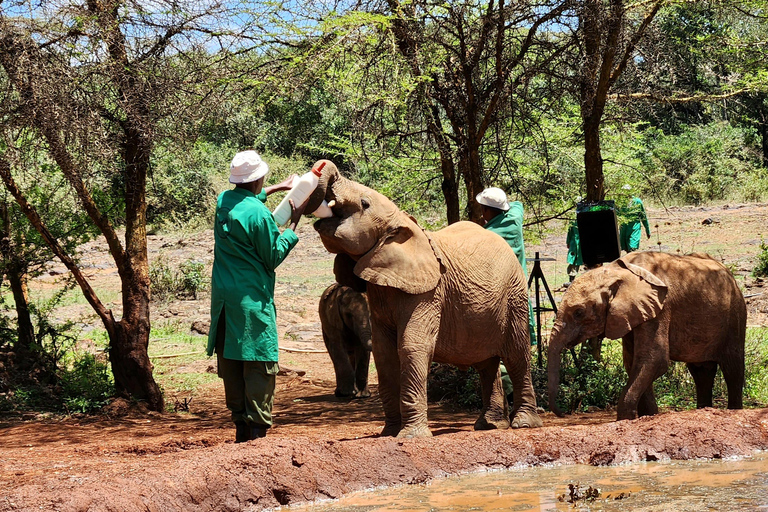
[207,150,307,442]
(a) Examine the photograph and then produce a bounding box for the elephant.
[547,251,746,421]
[318,281,372,398]
[304,160,542,438]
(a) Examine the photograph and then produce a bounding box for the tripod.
[527,252,557,368]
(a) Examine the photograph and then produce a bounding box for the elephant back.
[429,221,526,298]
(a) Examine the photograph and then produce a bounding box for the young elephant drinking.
[304,160,542,438]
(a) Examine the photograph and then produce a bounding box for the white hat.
[229,150,269,184]
[476,187,510,211]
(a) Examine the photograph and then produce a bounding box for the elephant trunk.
[547,322,567,417]
[305,160,341,214]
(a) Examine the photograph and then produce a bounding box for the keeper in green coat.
[566,220,583,283]
[207,150,307,443]
[619,191,651,253]
[476,187,537,405]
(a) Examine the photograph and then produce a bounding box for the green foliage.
[547,342,626,414]
[635,122,766,205]
[427,363,483,410]
[59,353,114,414]
[743,328,768,406]
[0,283,114,414]
[753,238,768,278]
[147,141,230,231]
[150,257,206,302]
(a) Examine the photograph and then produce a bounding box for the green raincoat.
[566,221,583,266]
[619,197,651,252]
[483,201,537,346]
[207,188,298,362]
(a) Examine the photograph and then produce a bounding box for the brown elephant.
[319,282,372,398]
[304,160,541,438]
[547,251,746,420]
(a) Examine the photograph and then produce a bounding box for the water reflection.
[292,452,768,511]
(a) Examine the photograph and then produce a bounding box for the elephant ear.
[354,222,442,294]
[333,253,367,293]
[605,258,668,340]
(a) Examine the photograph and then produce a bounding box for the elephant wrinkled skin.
[308,160,542,438]
[547,251,746,420]
[319,282,372,398]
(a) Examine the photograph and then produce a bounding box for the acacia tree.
[298,0,571,222]
[0,1,269,410]
[573,0,665,202]
[384,0,576,222]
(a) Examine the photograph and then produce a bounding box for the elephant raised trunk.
[305,159,342,214]
[547,321,567,417]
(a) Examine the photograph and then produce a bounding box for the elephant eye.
[573,307,585,320]
[361,197,370,209]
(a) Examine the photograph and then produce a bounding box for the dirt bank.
[2,408,768,511]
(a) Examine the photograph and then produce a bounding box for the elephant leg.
[395,315,438,439]
[323,330,356,397]
[618,325,667,421]
[637,387,659,417]
[370,321,401,436]
[502,356,542,429]
[353,344,371,398]
[472,358,509,431]
[687,362,718,409]
[720,354,744,410]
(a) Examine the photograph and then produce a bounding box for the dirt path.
[1,203,767,511]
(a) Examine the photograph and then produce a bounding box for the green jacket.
[207,188,298,361]
[484,201,537,345]
[566,221,583,266]
[619,197,651,252]
[484,201,529,277]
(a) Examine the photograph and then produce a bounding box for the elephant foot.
[355,388,371,399]
[474,414,510,431]
[510,409,543,429]
[380,422,402,437]
[334,388,355,399]
[396,425,433,439]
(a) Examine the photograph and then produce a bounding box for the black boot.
[235,421,249,443]
[249,424,268,440]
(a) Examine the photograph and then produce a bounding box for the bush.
[60,352,114,413]
[427,363,482,410]
[754,238,768,278]
[636,122,765,205]
[150,257,206,301]
[547,342,626,414]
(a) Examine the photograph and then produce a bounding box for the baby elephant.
[548,251,746,420]
[319,282,372,398]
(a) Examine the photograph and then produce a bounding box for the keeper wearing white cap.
[477,187,538,402]
[207,150,306,442]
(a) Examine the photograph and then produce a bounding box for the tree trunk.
[583,117,605,202]
[110,294,163,410]
[0,203,35,348]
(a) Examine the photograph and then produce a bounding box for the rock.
[278,365,307,377]
[191,321,209,335]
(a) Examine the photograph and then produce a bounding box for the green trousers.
[215,310,279,427]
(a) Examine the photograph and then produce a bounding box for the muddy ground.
[1,202,768,511]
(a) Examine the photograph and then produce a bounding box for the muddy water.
[293,452,768,511]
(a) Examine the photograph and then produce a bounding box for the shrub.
[60,352,114,414]
[754,238,768,278]
[150,257,206,301]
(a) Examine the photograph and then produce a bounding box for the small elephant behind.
[319,281,372,398]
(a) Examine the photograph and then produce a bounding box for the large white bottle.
[272,162,327,226]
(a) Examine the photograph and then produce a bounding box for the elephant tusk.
[327,200,336,208]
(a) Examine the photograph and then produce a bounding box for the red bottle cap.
[311,161,327,177]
